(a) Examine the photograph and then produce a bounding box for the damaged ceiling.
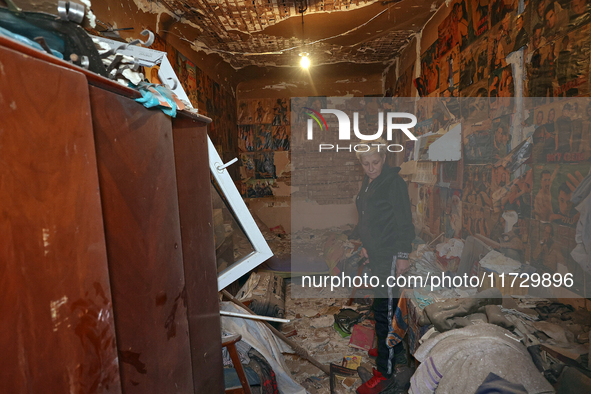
[142,0,442,68]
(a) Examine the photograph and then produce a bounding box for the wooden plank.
[172,117,224,393]
[0,44,121,393]
[89,87,194,393]
[177,108,213,124]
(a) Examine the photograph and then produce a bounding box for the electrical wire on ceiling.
[161,7,390,57]
[297,0,309,68]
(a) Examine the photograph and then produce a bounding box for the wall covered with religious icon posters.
[530,98,591,163]
[237,98,291,198]
[394,0,591,291]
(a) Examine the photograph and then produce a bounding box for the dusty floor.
[282,281,376,393]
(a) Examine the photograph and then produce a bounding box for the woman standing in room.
[351,139,415,394]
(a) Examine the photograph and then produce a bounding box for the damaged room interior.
[3,0,591,393]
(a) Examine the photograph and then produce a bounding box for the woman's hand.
[361,247,369,261]
[396,259,410,277]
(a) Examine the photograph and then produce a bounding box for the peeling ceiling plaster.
[132,0,431,68]
[160,0,381,34]
[261,82,300,89]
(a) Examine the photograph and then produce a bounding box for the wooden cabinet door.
[0,45,121,393]
[172,117,223,393]
[89,87,194,394]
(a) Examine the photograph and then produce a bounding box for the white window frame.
[207,137,274,290]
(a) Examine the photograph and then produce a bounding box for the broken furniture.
[0,35,222,393]
[223,289,330,376]
[223,334,253,394]
[220,300,307,394]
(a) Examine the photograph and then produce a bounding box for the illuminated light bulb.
[299,53,310,69]
[300,55,310,69]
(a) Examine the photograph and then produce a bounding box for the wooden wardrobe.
[0,36,223,393]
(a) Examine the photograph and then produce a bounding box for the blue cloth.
[135,82,178,117]
[0,26,63,59]
[414,290,434,309]
[475,372,528,394]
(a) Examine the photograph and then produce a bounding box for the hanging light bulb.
[299,52,310,69]
[300,55,310,69]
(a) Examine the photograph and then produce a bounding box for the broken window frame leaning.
[208,136,273,290]
[92,37,273,289]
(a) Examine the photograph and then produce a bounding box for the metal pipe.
[220,310,290,323]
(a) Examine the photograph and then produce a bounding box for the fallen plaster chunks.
[315,352,348,365]
[310,315,335,329]
[305,337,331,350]
[284,282,373,393]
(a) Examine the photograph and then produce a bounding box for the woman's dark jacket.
[352,165,415,264]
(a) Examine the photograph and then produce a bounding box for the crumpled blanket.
[410,324,554,394]
[418,288,503,332]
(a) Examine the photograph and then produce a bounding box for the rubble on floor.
[281,284,591,394]
[225,225,591,393]
[282,282,372,394]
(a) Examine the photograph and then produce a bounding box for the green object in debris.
[334,322,351,338]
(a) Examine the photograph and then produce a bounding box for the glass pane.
[210,180,255,274]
